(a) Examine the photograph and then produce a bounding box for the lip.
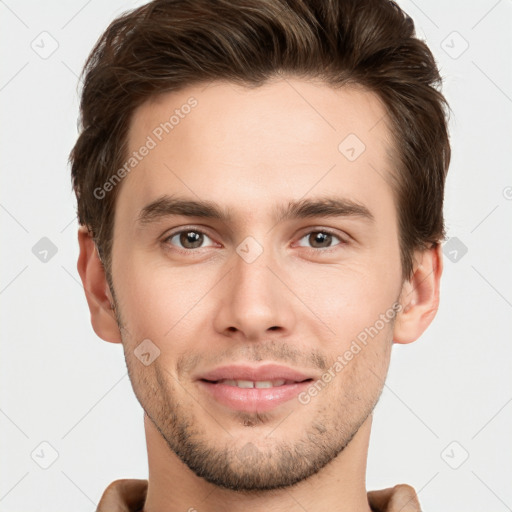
[195,363,314,413]
[196,363,313,383]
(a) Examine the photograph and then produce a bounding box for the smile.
[211,379,301,388]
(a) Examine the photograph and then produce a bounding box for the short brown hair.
[70,0,451,284]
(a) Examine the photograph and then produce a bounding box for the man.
[71,0,450,510]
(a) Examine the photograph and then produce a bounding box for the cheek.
[285,258,400,343]
[115,254,221,340]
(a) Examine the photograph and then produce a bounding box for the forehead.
[117,78,396,227]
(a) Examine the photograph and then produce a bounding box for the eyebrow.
[136,194,375,226]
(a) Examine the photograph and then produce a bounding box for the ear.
[77,225,122,344]
[393,243,443,344]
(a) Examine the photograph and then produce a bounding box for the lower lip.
[197,380,312,413]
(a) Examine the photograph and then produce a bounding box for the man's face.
[109,78,403,491]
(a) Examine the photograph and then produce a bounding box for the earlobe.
[77,226,122,344]
[393,243,443,344]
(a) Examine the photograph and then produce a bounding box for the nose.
[212,240,296,341]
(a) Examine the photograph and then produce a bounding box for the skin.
[77,77,442,512]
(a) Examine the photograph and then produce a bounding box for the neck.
[142,413,374,512]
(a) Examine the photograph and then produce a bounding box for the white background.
[1,0,511,510]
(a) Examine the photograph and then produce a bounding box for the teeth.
[237,380,254,389]
[217,379,288,388]
[255,381,273,388]
[258,379,286,388]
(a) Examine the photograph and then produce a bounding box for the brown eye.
[309,232,332,248]
[180,231,203,249]
[165,229,215,250]
[296,230,344,250]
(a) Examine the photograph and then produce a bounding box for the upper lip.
[196,363,314,383]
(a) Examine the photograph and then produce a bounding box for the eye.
[163,228,217,251]
[296,229,346,251]
[162,227,347,255]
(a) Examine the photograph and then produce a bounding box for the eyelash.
[161,226,348,255]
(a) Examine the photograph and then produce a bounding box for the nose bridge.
[232,235,279,312]
[234,241,273,296]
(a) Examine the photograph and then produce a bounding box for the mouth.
[195,364,315,413]
[200,378,313,388]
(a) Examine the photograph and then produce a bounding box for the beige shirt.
[96,479,422,512]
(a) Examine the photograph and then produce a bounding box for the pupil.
[181,231,202,248]
[311,232,330,248]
